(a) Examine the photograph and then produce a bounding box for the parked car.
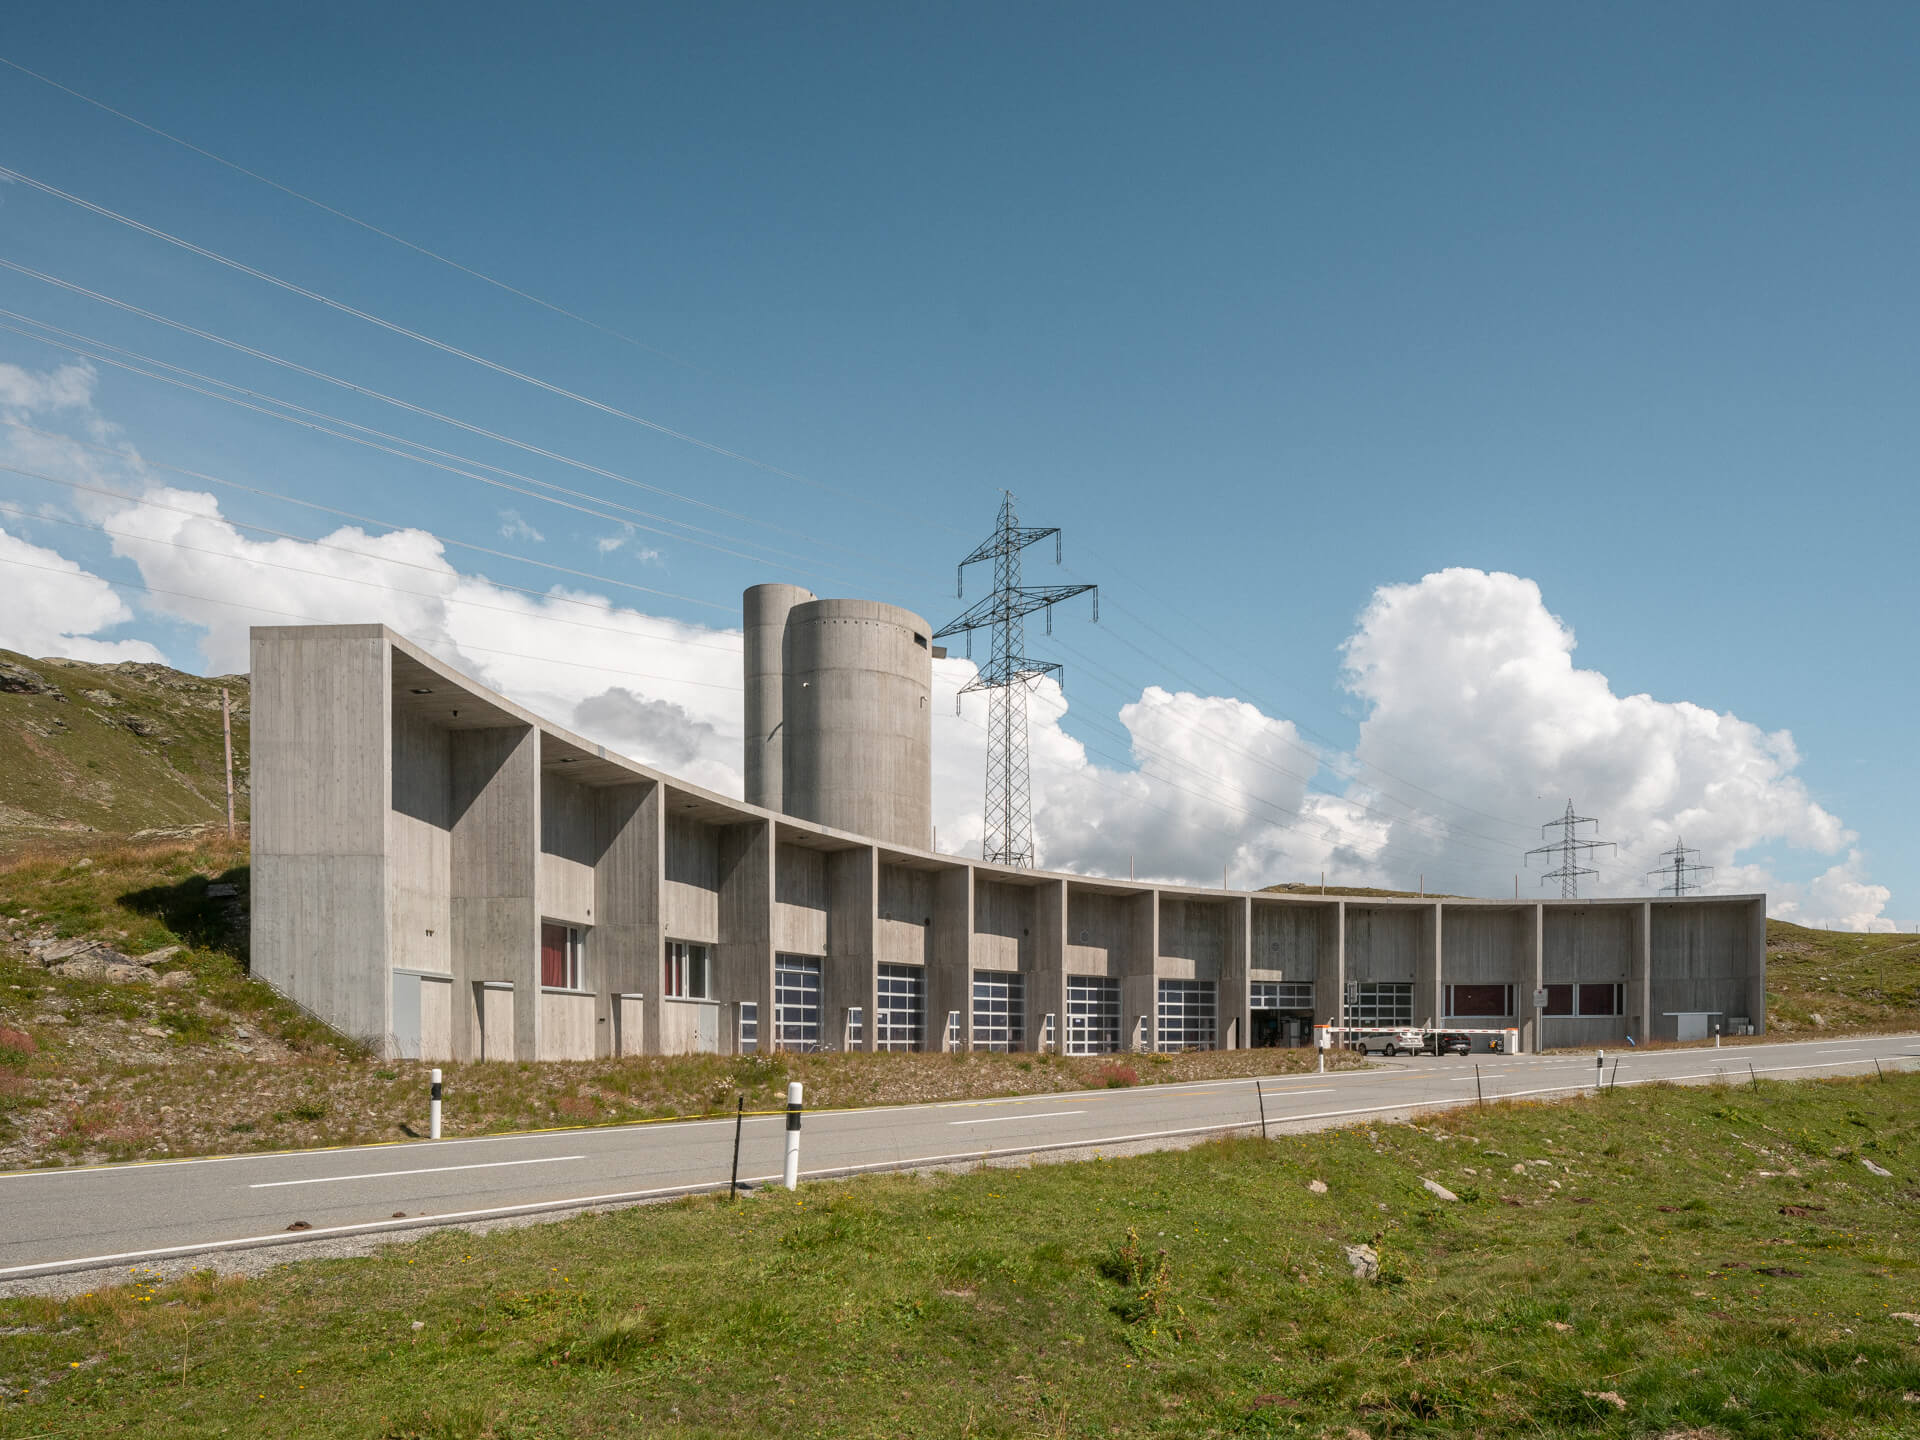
[1350,1028,1427,1057]
[1423,1031,1472,1056]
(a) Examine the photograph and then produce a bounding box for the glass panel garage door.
[1343,981,1413,1031]
[1066,976,1121,1055]
[774,954,822,1052]
[875,964,925,1052]
[972,970,1024,1052]
[1156,979,1217,1052]
[1252,981,1314,1010]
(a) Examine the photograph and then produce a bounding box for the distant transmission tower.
[1647,836,1713,896]
[1524,799,1616,899]
[935,493,1097,868]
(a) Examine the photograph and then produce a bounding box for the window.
[738,1001,758,1054]
[1447,983,1514,1019]
[1543,983,1623,1017]
[1156,979,1217,1052]
[1252,981,1314,1010]
[774,954,821,1051]
[846,1006,864,1049]
[1577,982,1623,1017]
[1343,981,1413,1031]
[876,965,925,1052]
[541,923,583,990]
[972,971,1025,1052]
[664,941,711,1000]
[1066,976,1121,1055]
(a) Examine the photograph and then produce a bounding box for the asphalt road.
[4,1034,1915,1281]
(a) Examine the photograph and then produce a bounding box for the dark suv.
[1423,1031,1472,1056]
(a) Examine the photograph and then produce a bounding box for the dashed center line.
[249,1156,585,1189]
[948,1110,1086,1127]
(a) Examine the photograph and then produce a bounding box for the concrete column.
[249,625,392,1052]
[928,865,973,1050]
[1031,879,1067,1052]
[1415,903,1442,1029]
[716,818,774,1049]
[1222,895,1251,1050]
[1631,900,1652,1045]
[1313,901,1346,1036]
[593,780,661,1058]
[1747,897,1768,1035]
[1124,891,1159,1052]
[1520,903,1544,1053]
[450,723,541,1062]
[826,846,877,1052]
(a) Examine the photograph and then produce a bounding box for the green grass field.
[3,1072,1918,1438]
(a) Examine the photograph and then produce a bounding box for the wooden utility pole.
[222,687,235,839]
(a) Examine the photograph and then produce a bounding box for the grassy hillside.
[1767,919,1920,1035]
[0,650,248,849]
[3,1070,1916,1436]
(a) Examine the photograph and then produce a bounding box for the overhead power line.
[0,53,707,373]
[0,424,735,616]
[0,261,928,575]
[0,313,895,590]
[0,162,960,534]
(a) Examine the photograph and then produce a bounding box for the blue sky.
[0,3,1912,924]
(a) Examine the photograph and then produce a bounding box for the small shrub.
[1100,1063,1139,1089]
[0,1027,36,1064]
[1098,1227,1175,1325]
[552,1311,661,1367]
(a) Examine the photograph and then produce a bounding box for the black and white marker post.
[430,1068,443,1140]
[782,1081,803,1191]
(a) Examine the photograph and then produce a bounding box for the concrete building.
[249,606,1766,1063]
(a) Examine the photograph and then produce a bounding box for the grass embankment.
[0,837,1342,1169]
[0,650,248,849]
[5,1073,1920,1436]
[1767,921,1920,1037]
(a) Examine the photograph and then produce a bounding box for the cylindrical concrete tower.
[742,583,815,812]
[781,597,933,850]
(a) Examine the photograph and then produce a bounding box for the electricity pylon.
[1525,799,1616,899]
[935,493,1097,868]
[1647,837,1713,896]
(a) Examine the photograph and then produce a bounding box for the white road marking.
[949,1110,1086,1127]
[248,1156,585,1189]
[1818,1047,1863,1053]
[1259,1087,1336,1097]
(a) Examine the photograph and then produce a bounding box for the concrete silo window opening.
[1155,979,1217,1052]
[971,970,1025,1052]
[774,955,822,1051]
[737,1001,759,1055]
[875,964,926,1052]
[1066,976,1121,1055]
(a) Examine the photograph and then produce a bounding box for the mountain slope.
[0,651,248,848]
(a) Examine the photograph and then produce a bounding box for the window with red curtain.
[541,923,570,988]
